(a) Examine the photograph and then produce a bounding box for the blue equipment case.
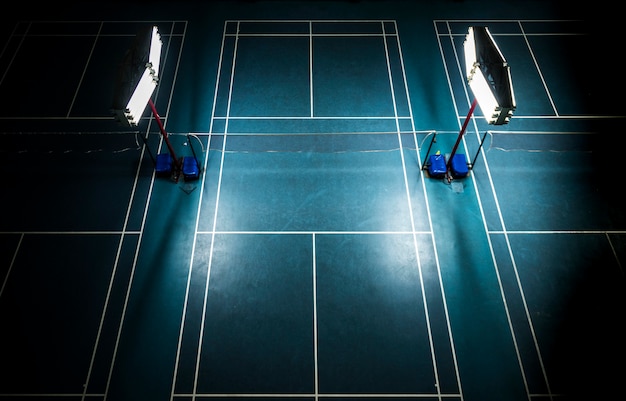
[155,153,173,176]
[182,156,200,181]
[450,153,469,178]
[428,154,447,178]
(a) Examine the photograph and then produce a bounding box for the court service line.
[490,230,626,235]
[435,18,583,23]
[212,116,409,119]
[177,393,461,398]
[178,393,462,398]
[440,33,587,38]
[0,393,105,398]
[0,231,141,235]
[225,18,397,24]
[382,21,442,399]
[227,33,395,38]
[197,230,430,235]
[499,115,625,119]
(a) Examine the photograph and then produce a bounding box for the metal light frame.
[112,26,162,126]
[464,26,516,125]
[112,25,181,177]
[446,26,516,174]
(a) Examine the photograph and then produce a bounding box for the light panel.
[464,26,515,125]
[124,68,158,126]
[112,26,162,126]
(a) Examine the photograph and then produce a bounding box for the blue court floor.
[0,2,624,401]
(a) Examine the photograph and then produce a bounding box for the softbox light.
[464,26,516,125]
[112,26,162,126]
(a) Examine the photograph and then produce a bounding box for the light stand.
[148,98,181,179]
[112,25,182,181]
[424,26,515,181]
[447,97,478,175]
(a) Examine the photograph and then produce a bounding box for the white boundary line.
[383,20,441,398]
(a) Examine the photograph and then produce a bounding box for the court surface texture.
[0,1,624,401]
